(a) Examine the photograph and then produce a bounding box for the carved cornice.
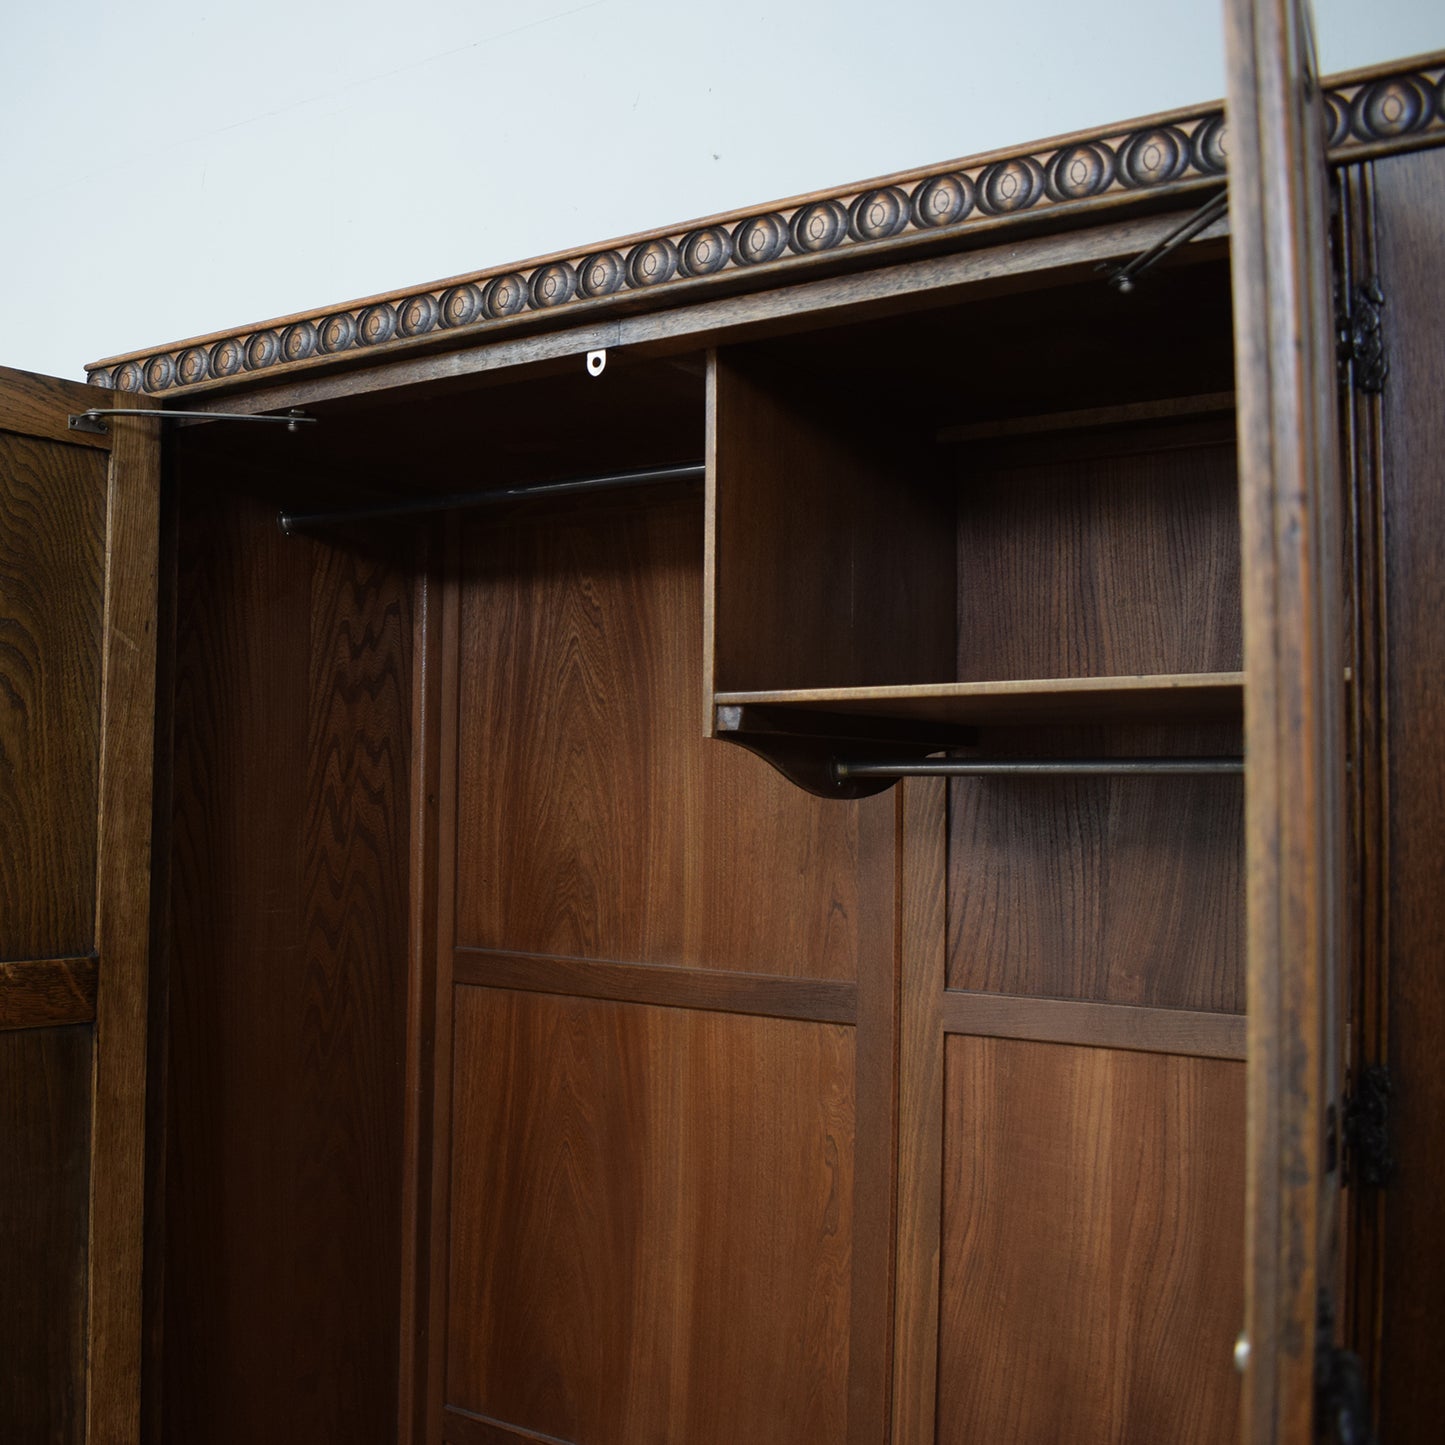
[86,55,1445,395]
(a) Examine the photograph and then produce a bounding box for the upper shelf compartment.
[703,246,1242,790]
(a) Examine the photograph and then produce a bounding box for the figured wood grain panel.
[1372,146,1445,1444]
[947,742,1244,1011]
[0,430,106,960]
[709,351,955,695]
[0,1025,92,1445]
[455,488,877,976]
[446,987,854,1445]
[956,440,1241,681]
[937,1037,1244,1445]
[0,955,98,1029]
[163,482,412,1445]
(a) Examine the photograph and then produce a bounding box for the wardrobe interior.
[153,232,1249,1445]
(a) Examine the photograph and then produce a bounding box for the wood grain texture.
[937,1037,1245,1444]
[1225,2,1348,1438]
[946,732,1244,1011]
[454,948,857,1023]
[0,955,97,1028]
[1372,145,1445,1444]
[715,671,1244,727]
[942,990,1245,1059]
[87,401,161,1445]
[162,478,412,1445]
[0,363,112,449]
[398,535,442,1445]
[890,777,947,1445]
[0,1025,92,1445]
[445,987,855,1445]
[0,428,106,961]
[709,350,955,695]
[454,487,874,976]
[955,438,1241,682]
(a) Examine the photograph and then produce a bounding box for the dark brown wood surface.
[937,1036,1245,1444]
[455,487,870,975]
[946,754,1244,1012]
[0,366,112,449]
[161,479,412,1445]
[707,349,955,697]
[0,1025,92,1445]
[1225,1,1348,1439]
[445,987,855,1445]
[88,401,162,1445]
[0,424,106,962]
[0,955,98,1028]
[955,438,1241,682]
[1370,145,1445,1443]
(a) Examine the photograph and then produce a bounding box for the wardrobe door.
[0,367,160,1445]
[1225,1,1350,1440]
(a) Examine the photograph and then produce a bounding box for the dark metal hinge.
[1316,1292,1376,1445]
[1337,278,1388,395]
[1343,1063,1394,1190]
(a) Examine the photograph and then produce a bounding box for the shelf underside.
[714,673,1244,727]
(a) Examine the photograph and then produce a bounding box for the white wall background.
[2,1,1440,380]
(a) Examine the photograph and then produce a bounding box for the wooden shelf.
[714,672,1244,728]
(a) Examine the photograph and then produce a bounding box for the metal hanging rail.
[833,756,1244,781]
[277,460,705,535]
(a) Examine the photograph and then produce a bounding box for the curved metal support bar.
[69,407,314,434]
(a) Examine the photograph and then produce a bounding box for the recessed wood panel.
[956,440,1241,681]
[446,986,854,1445]
[947,734,1244,1012]
[937,1036,1244,1445]
[0,432,106,960]
[0,1025,91,1445]
[163,485,412,1445]
[454,489,872,976]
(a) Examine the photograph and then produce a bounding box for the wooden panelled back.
[0,366,159,1445]
[430,485,898,1445]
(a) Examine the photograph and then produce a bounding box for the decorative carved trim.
[86,55,1445,395]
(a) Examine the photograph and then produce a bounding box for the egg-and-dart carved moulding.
[87,56,1445,395]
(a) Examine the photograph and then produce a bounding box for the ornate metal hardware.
[1344,1063,1394,1190]
[1316,1293,1376,1445]
[1337,277,1388,394]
